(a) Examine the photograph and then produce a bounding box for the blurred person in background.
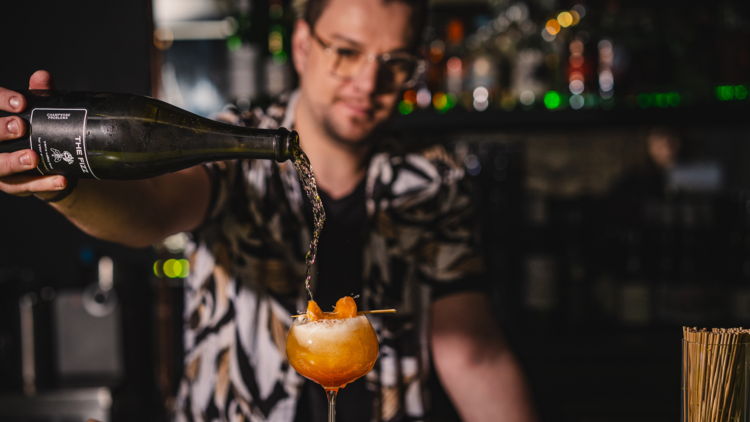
[613,127,683,199]
[0,0,536,421]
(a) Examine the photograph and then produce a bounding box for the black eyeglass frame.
[310,31,423,88]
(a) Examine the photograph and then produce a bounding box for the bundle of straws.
[683,327,750,422]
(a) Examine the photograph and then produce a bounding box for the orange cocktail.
[286,297,379,391]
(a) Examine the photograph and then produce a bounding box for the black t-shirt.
[296,178,374,422]
[294,176,488,422]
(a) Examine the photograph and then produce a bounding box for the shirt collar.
[280,89,300,130]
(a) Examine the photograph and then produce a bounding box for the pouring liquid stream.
[290,143,326,301]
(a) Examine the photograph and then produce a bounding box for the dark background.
[0,0,163,421]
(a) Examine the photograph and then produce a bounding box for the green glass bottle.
[0,90,298,180]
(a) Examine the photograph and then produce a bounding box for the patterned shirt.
[174,91,486,422]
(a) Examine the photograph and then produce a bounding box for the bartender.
[0,0,536,421]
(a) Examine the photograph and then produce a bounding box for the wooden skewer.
[291,309,396,318]
[358,309,397,315]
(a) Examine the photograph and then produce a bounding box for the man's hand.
[431,292,537,422]
[0,70,69,198]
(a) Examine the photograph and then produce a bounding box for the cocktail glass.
[286,298,379,422]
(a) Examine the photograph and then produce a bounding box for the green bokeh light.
[736,86,748,100]
[637,94,652,108]
[398,100,414,115]
[273,51,287,65]
[164,259,177,278]
[227,35,242,52]
[667,92,681,107]
[446,93,457,110]
[717,86,734,101]
[655,93,668,108]
[179,259,190,278]
[544,91,561,109]
[162,258,190,278]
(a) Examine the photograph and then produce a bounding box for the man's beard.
[320,113,385,151]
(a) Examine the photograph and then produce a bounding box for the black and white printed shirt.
[174,91,486,422]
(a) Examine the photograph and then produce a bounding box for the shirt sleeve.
[194,160,241,231]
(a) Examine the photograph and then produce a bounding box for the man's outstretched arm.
[0,71,210,247]
[431,291,538,422]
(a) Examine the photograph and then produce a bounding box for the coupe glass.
[286,314,379,422]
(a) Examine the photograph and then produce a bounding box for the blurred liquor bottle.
[463,139,526,327]
[227,0,295,104]
[226,0,265,106]
[522,195,559,331]
[264,0,294,98]
[727,191,750,322]
[413,1,749,114]
[556,200,592,326]
[615,227,653,328]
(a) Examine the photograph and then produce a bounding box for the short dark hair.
[294,0,428,47]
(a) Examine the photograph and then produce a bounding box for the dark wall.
[0,1,155,274]
[1,0,152,94]
[0,1,159,420]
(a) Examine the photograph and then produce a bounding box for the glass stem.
[326,389,337,422]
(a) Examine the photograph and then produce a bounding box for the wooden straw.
[683,327,750,422]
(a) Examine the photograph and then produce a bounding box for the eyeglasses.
[312,32,421,89]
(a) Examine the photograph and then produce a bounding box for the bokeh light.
[569,80,584,95]
[158,259,190,278]
[268,25,284,54]
[269,4,283,19]
[717,86,734,101]
[473,86,489,103]
[572,4,586,18]
[637,93,653,108]
[398,100,414,115]
[569,94,584,109]
[447,57,462,74]
[446,93,457,109]
[570,10,581,25]
[655,93,668,108]
[433,92,448,110]
[227,35,242,52]
[416,88,432,108]
[546,19,561,35]
[599,70,614,92]
[464,154,481,176]
[541,28,556,42]
[473,99,489,111]
[667,92,681,106]
[544,91,562,109]
[557,12,574,28]
[520,90,535,106]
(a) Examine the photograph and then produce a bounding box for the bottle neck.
[201,126,298,163]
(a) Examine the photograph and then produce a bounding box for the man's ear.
[292,19,311,78]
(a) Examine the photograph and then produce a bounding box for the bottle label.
[29,109,98,179]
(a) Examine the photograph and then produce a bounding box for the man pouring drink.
[0,0,536,420]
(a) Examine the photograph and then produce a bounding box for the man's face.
[293,0,415,145]
[647,134,681,169]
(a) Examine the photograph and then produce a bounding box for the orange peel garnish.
[295,297,395,319]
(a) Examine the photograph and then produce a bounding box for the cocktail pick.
[292,309,396,318]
